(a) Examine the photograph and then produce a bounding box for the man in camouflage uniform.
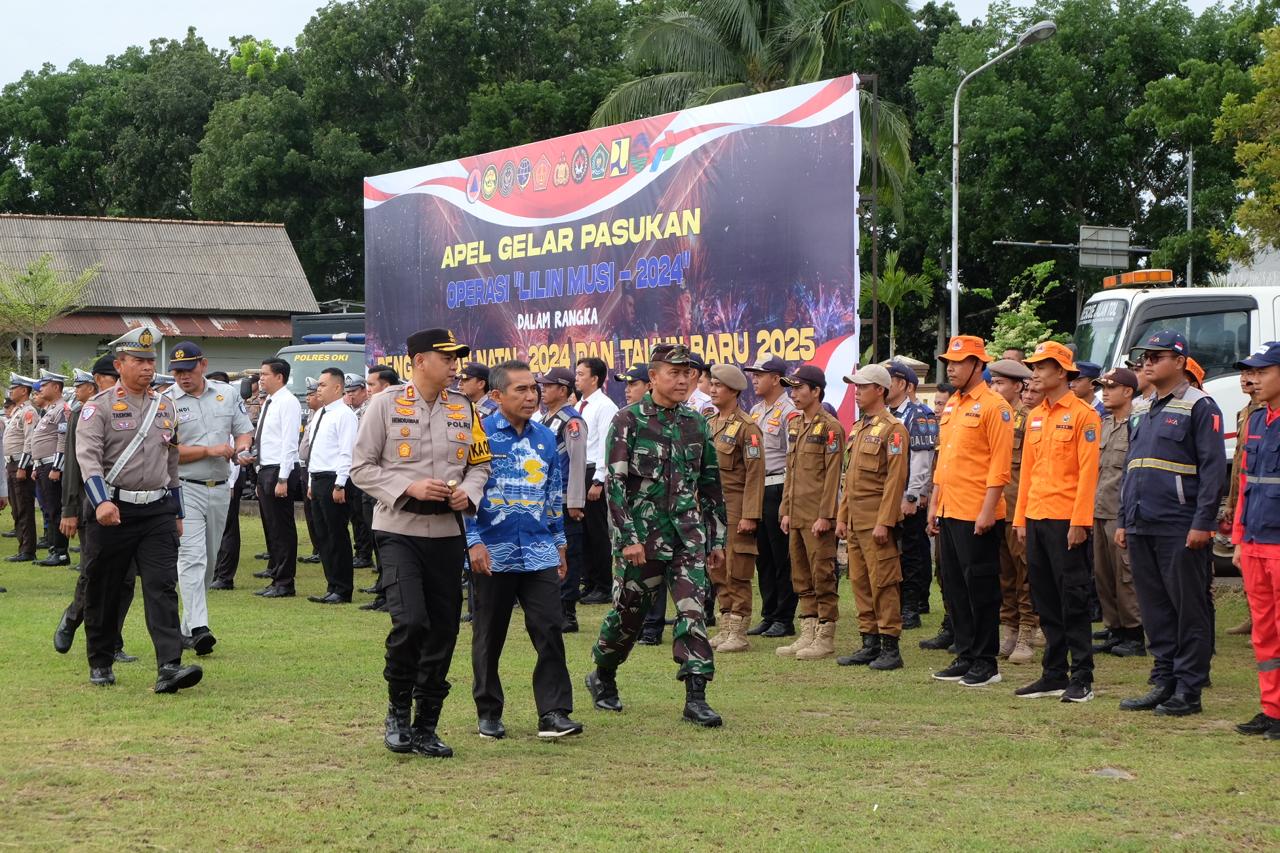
[585,343,728,727]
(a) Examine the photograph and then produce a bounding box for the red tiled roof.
[43,313,292,339]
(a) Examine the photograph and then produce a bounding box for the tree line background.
[1,0,1276,364]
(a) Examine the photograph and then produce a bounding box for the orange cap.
[938,335,993,363]
[1024,340,1078,372]
[1184,357,1205,387]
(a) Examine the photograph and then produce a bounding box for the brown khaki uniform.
[781,407,845,622]
[837,411,908,636]
[1093,410,1141,630]
[708,405,765,617]
[29,401,69,465]
[999,404,1037,629]
[349,383,491,538]
[4,400,38,556]
[75,382,183,670]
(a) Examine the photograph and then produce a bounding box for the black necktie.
[304,407,325,465]
[254,398,272,457]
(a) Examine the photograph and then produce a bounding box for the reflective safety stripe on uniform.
[1240,546,1280,718]
[1126,457,1198,476]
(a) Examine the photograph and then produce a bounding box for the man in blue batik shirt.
[467,359,583,741]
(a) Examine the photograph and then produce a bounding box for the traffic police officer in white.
[170,341,253,655]
[77,326,203,694]
[30,369,72,566]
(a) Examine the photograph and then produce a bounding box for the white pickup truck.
[1072,269,1277,570]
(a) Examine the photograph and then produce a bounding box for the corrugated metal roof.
[43,313,293,339]
[0,214,319,315]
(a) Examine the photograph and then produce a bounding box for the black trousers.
[301,476,319,557]
[67,548,136,652]
[898,507,931,615]
[1128,532,1213,695]
[347,481,373,559]
[938,517,1002,669]
[581,467,611,593]
[34,464,67,553]
[379,532,464,701]
[6,462,37,555]
[472,566,574,719]
[256,465,297,587]
[310,473,354,599]
[643,575,668,633]
[213,483,241,584]
[756,483,796,624]
[82,500,182,669]
[1026,519,1094,683]
[362,492,382,580]
[560,514,584,602]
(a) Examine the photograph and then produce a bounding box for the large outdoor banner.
[364,76,862,419]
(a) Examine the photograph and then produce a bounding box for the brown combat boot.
[709,613,731,650]
[719,614,750,653]
[1226,617,1253,636]
[1007,624,1035,664]
[777,617,817,657]
[1032,626,1046,648]
[796,621,837,660]
[998,623,1017,659]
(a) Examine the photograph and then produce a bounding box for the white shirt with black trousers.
[254,386,301,593]
[306,398,359,602]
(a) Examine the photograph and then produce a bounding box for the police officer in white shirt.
[574,357,618,604]
[306,367,360,603]
[245,357,302,597]
[170,342,253,653]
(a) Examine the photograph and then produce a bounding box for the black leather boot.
[837,633,881,666]
[682,675,722,727]
[585,668,622,712]
[384,684,413,753]
[411,697,453,757]
[562,600,578,634]
[919,615,955,650]
[869,635,904,670]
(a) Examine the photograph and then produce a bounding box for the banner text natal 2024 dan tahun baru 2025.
[363,75,862,421]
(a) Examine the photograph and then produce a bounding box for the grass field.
[0,516,1275,851]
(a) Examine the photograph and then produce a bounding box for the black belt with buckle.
[403,497,453,516]
[180,477,227,487]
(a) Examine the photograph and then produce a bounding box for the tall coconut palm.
[860,249,932,357]
[591,0,913,218]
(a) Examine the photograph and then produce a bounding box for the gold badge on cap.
[139,329,154,347]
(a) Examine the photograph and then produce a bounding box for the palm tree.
[861,249,931,357]
[591,0,913,217]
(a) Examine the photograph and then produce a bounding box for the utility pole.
[1186,146,1194,287]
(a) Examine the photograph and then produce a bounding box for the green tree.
[860,249,932,357]
[1216,26,1280,259]
[0,255,100,374]
[985,261,1069,356]
[589,0,915,216]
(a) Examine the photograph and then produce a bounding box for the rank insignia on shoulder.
[444,403,465,411]
[395,397,415,407]
[812,422,823,436]
[404,385,416,400]
[727,421,741,439]
[1002,410,1011,422]
[216,394,224,401]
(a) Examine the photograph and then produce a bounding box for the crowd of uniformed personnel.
[4,322,1278,753]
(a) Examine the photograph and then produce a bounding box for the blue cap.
[687,352,708,372]
[1133,329,1189,355]
[1237,342,1280,369]
[886,360,919,386]
[1075,361,1103,379]
[615,364,650,384]
[169,341,204,370]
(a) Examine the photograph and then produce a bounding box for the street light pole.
[950,20,1057,338]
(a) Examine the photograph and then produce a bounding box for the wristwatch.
[905,494,918,504]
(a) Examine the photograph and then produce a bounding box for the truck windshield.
[1073,299,1128,367]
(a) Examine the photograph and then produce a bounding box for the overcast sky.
[1,0,1223,88]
